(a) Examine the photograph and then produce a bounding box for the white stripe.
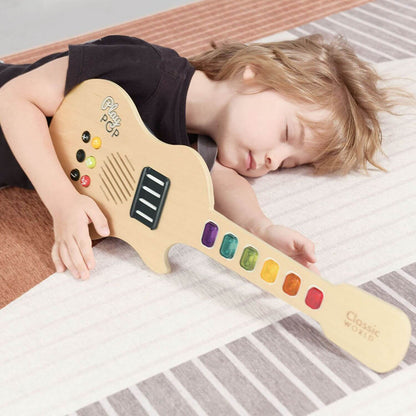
[143,186,160,198]
[274,321,355,394]
[164,370,209,416]
[192,357,251,416]
[396,268,416,287]
[372,279,416,316]
[350,5,416,37]
[345,248,416,288]
[246,334,326,408]
[382,0,416,12]
[136,210,154,223]
[324,16,398,60]
[219,345,292,415]
[129,385,160,416]
[139,198,157,211]
[307,20,393,61]
[367,1,416,23]
[371,280,416,346]
[288,26,310,36]
[321,225,416,282]
[99,398,119,416]
[146,173,165,187]
[336,10,416,52]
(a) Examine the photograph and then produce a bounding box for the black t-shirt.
[0,36,197,188]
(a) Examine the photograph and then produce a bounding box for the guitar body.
[50,79,214,274]
[50,79,411,373]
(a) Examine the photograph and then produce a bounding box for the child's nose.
[265,155,280,171]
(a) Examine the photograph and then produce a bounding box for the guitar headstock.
[50,79,215,273]
[319,284,411,373]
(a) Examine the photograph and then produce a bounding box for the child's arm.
[0,57,109,279]
[210,161,318,271]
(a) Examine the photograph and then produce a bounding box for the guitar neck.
[193,209,333,321]
[186,208,411,373]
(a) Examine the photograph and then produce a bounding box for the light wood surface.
[49,79,411,373]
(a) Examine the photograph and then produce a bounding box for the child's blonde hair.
[189,34,411,175]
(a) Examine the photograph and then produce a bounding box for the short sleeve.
[65,36,161,105]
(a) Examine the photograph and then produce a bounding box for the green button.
[220,233,238,259]
[240,246,258,271]
[86,156,96,168]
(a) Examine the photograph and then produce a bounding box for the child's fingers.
[77,232,95,271]
[51,243,66,273]
[307,262,320,274]
[66,236,90,280]
[294,237,316,263]
[58,242,79,279]
[86,200,110,237]
[58,239,87,280]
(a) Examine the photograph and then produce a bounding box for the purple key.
[201,221,219,247]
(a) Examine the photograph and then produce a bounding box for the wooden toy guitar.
[49,79,411,373]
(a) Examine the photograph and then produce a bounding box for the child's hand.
[258,224,319,274]
[51,193,110,280]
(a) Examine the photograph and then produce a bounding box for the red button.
[80,175,91,187]
[305,287,323,309]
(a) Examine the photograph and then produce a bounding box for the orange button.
[283,273,301,296]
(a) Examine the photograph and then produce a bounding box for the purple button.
[201,221,218,247]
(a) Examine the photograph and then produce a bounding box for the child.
[0,34,401,280]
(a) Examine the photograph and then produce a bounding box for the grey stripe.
[279,315,375,391]
[227,336,317,415]
[374,0,416,19]
[329,12,416,56]
[403,342,416,366]
[138,373,197,415]
[309,16,411,59]
[253,324,346,405]
[403,262,416,277]
[379,271,416,307]
[171,360,240,416]
[107,388,148,416]
[290,23,388,63]
[362,2,416,27]
[199,348,281,415]
[77,402,107,416]
[360,281,416,338]
[347,8,416,47]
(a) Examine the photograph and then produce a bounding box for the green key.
[240,246,258,271]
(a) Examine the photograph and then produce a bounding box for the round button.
[76,149,86,162]
[91,136,102,149]
[80,175,91,187]
[70,169,80,181]
[82,131,91,143]
[86,156,96,169]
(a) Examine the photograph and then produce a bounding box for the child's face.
[214,86,327,178]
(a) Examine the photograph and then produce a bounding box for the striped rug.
[0,0,373,308]
[74,262,416,416]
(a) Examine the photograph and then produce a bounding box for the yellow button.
[86,156,96,168]
[91,136,102,149]
[261,259,279,283]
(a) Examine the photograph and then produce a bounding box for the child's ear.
[242,65,257,81]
